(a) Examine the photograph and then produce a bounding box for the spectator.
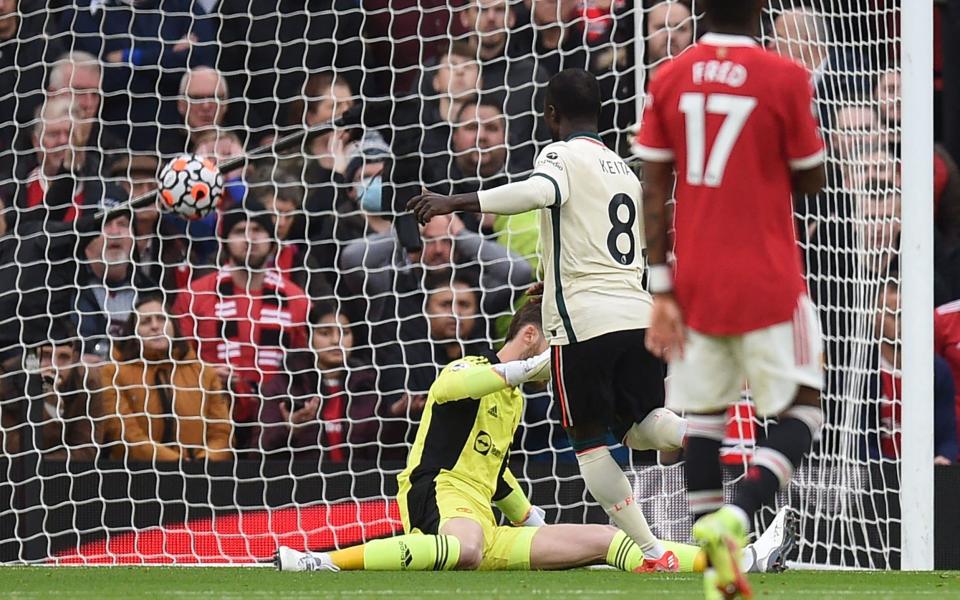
[424,272,485,365]
[771,7,830,78]
[421,41,482,133]
[100,292,232,462]
[645,1,694,78]
[46,51,124,174]
[876,282,958,464]
[63,0,216,152]
[307,134,393,282]
[217,0,364,142]
[339,213,532,400]
[936,299,960,457]
[247,167,333,301]
[110,154,190,291]
[159,67,229,156]
[460,0,550,173]
[875,69,900,152]
[424,98,511,232]
[0,0,60,180]
[0,321,101,460]
[260,302,378,462]
[6,96,103,232]
[829,103,881,186]
[172,197,310,450]
[76,194,158,362]
[301,73,356,173]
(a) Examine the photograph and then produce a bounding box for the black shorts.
[550,329,666,441]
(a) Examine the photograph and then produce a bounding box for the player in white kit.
[408,69,689,572]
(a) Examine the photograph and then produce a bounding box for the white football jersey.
[533,133,651,345]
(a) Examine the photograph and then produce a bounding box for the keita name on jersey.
[598,158,632,175]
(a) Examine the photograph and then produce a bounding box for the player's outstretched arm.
[407,176,557,224]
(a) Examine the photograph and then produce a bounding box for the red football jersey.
[935,301,960,442]
[635,33,825,335]
[172,267,310,389]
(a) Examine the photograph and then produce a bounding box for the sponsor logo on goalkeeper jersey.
[487,404,499,418]
[473,431,492,455]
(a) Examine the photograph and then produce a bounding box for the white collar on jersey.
[699,33,759,48]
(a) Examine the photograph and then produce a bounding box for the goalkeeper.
[276,302,791,573]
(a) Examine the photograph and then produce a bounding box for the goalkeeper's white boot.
[742,506,798,574]
[275,545,340,572]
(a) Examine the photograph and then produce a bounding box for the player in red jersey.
[634,0,827,597]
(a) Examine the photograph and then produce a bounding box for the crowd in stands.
[0,0,956,468]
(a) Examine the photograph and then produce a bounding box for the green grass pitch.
[4,568,960,599]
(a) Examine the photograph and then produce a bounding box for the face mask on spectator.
[355,176,383,212]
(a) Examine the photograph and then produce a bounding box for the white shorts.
[666,296,823,417]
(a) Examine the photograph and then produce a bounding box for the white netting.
[0,0,916,568]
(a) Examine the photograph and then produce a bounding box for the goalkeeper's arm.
[430,350,552,404]
[493,464,546,527]
[406,176,557,224]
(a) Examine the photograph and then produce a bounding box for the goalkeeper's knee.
[623,408,686,451]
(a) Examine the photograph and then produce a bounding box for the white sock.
[576,446,665,559]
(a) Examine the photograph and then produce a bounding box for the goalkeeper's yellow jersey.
[397,349,524,504]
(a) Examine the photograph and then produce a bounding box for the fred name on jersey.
[692,59,748,87]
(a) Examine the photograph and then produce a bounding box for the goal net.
[0,0,912,568]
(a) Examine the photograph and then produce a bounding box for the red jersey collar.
[700,33,759,48]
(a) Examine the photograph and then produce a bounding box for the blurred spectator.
[247,166,333,301]
[307,134,393,282]
[645,1,694,78]
[100,292,232,462]
[46,51,124,173]
[876,282,958,464]
[217,0,364,143]
[301,73,356,174]
[875,69,900,152]
[936,299,960,457]
[63,0,216,152]
[76,194,158,362]
[0,0,60,179]
[159,67,229,156]
[829,103,881,186]
[260,302,378,462]
[421,41,482,132]
[0,322,101,459]
[460,0,550,173]
[172,197,310,450]
[110,154,190,291]
[6,96,104,231]
[339,213,532,400]
[424,272,485,365]
[771,7,829,77]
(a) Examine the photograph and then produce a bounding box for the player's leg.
[721,297,824,541]
[527,524,705,572]
[553,339,666,563]
[615,331,687,455]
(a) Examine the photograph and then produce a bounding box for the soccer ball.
[158,153,223,220]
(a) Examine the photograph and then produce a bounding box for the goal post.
[899,0,935,572]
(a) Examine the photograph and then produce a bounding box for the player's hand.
[407,192,456,224]
[525,281,544,304]
[646,293,686,362]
